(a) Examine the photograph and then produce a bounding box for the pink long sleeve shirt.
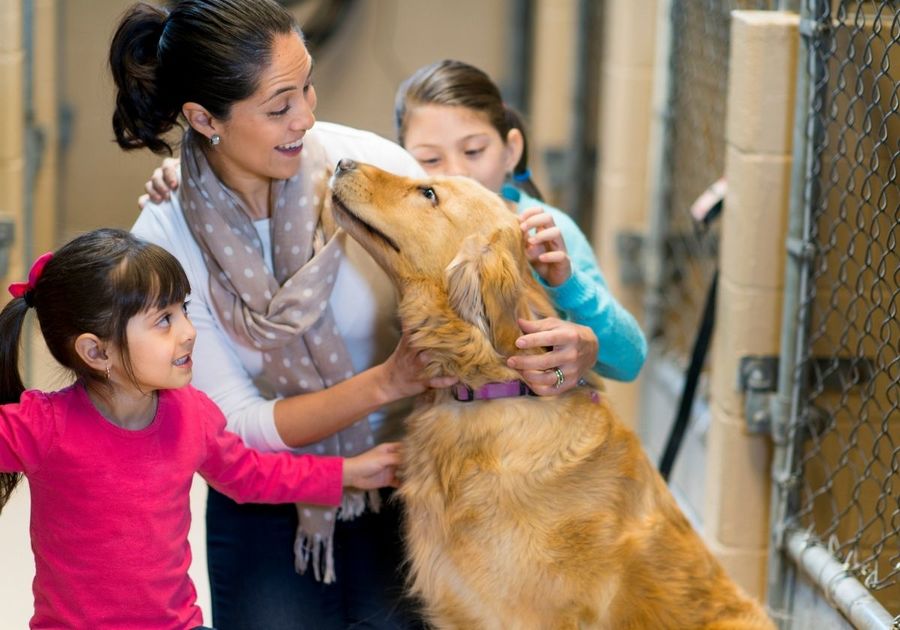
[0,383,343,629]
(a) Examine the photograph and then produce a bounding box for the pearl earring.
[210,134,221,147]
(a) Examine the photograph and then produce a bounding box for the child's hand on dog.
[519,207,572,287]
[342,441,403,489]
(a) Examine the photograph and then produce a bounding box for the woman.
[111,2,443,628]
[113,1,611,628]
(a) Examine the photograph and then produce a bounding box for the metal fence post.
[765,0,821,622]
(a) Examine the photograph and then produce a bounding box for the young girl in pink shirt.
[0,228,401,629]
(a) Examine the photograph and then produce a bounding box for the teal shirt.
[502,184,647,382]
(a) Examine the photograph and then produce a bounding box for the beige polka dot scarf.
[179,130,378,583]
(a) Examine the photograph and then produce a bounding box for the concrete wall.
[593,0,658,428]
[706,10,799,599]
[0,0,24,288]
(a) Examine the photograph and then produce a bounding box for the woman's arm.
[272,333,453,447]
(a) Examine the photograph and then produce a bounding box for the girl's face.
[204,32,317,187]
[119,300,195,393]
[402,104,522,194]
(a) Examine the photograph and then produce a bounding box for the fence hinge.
[737,356,779,434]
[798,17,831,38]
[786,236,816,262]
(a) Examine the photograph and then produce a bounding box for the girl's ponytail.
[109,3,179,155]
[0,297,30,511]
[504,106,545,202]
[0,298,30,405]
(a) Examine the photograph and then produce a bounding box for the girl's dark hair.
[0,228,190,511]
[109,0,299,155]
[394,59,544,201]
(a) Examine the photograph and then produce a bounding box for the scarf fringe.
[292,489,382,583]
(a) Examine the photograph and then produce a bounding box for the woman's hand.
[377,332,458,401]
[342,442,402,489]
[506,318,598,395]
[137,157,181,208]
[519,207,572,287]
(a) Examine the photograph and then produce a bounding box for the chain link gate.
[768,0,900,627]
[640,0,779,519]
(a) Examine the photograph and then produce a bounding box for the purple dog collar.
[451,381,535,402]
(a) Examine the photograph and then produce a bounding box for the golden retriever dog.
[330,159,773,630]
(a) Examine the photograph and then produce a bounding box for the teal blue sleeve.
[524,202,647,382]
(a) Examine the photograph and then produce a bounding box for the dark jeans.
[206,486,424,630]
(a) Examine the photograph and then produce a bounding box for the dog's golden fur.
[330,161,774,630]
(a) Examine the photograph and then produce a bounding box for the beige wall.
[706,11,799,599]
[0,0,24,290]
[59,0,163,237]
[60,0,513,237]
[593,0,658,428]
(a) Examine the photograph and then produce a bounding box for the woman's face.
[402,104,521,194]
[207,32,317,187]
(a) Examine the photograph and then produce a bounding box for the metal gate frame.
[766,1,899,627]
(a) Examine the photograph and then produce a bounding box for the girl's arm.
[197,391,401,505]
[510,206,647,384]
[0,391,57,473]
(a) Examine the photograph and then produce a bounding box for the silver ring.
[553,367,565,389]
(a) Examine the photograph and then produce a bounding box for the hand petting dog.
[507,317,598,395]
[510,207,600,395]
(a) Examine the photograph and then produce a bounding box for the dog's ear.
[445,227,524,353]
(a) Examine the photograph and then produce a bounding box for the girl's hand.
[343,442,402,489]
[138,157,181,208]
[519,207,572,287]
[378,332,458,401]
[506,318,598,395]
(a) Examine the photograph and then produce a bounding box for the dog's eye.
[420,187,438,205]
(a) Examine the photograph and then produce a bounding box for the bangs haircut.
[107,242,191,388]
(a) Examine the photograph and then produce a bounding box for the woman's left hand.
[506,317,598,395]
[519,207,572,287]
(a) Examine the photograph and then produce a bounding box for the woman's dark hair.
[109,0,300,155]
[0,228,190,511]
[394,59,544,201]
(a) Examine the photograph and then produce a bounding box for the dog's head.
[331,160,555,383]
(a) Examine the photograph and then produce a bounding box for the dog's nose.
[336,159,357,174]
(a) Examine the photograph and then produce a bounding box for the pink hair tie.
[8,251,53,304]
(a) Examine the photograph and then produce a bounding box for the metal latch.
[738,355,878,436]
[737,356,778,434]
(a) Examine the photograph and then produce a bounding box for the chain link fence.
[647,0,778,358]
[772,0,900,624]
[639,0,781,519]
